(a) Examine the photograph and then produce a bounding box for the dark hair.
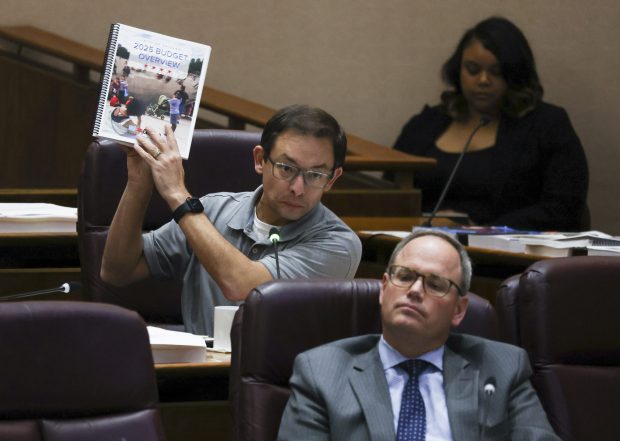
[260,104,347,170]
[440,16,543,119]
[387,229,472,295]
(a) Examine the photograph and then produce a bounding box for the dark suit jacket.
[392,103,588,231]
[278,334,560,441]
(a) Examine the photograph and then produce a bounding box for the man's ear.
[323,167,343,191]
[450,295,469,327]
[379,272,389,306]
[253,145,265,175]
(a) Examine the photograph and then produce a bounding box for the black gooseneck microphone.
[479,376,497,440]
[268,227,281,278]
[424,116,491,227]
[0,281,82,301]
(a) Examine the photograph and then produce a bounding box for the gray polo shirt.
[143,186,362,335]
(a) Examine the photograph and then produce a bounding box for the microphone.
[479,376,496,440]
[0,281,82,301]
[268,227,281,278]
[483,377,496,396]
[424,116,491,227]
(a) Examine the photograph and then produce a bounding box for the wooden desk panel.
[155,352,232,441]
[0,268,82,299]
[352,226,547,304]
[159,401,231,441]
[0,232,79,268]
[155,351,231,402]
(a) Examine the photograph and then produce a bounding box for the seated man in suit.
[278,230,559,441]
[100,104,362,336]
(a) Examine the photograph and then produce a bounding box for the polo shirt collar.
[227,185,327,244]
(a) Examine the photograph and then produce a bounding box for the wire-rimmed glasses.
[387,265,463,297]
[265,157,333,189]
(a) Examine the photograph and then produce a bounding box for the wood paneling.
[0,54,98,188]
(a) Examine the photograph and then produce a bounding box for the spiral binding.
[92,23,120,136]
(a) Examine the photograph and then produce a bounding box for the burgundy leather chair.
[495,273,521,344]
[77,129,262,325]
[230,278,499,441]
[0,301,165,440]
[496,256,620,441]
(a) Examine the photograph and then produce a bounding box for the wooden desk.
[155,351,232,441]
[155,351,231,402]
[0,232,79,268]
[347,220,549,303]
[0,222,548,304]
[0,232,81,299]
[155,351,231,376]
[0,188,78,207]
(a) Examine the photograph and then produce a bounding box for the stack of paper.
[360,228,620,258]
[586,236,620,256]
[0,203,77,233]
[468,231,620,257]
[147,326,208,364]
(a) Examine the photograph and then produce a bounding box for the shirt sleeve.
[142,220,192,279]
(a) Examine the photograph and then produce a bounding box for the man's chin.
[389,313,424,332]
[279,205,310,221]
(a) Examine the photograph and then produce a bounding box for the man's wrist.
[163,189,191,210]
[173,197,204,223]
[124,181,154,204]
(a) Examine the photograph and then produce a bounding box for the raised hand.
[134,124,190,210]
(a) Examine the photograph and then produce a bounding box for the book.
[92,23,211,159]
[359,227,619,258]
[362,226,533,244]
[468,230,618,257]
[0,203,77,233]
[587,245,620,256]
[147,326,209,364]
[412,225,536,247]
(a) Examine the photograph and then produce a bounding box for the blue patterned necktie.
[396,359,428,441]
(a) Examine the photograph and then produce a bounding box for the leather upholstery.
[230,278,499,441]
[496,256,620,441]
[495,273,521,344]
[77,129,262,324]
[0,301,164,440]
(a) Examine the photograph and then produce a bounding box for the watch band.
[173,197,204,223]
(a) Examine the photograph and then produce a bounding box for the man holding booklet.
[100,104,362,336]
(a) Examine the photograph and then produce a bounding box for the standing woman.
[394,17,588,231]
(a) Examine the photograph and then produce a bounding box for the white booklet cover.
[93,23,211,159]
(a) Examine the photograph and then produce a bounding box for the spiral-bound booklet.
[92,23,211,159]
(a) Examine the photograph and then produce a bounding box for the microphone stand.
[1,282,82,301]
[424,116,491,227]
[269,227,281,278]
[479,377,496,440]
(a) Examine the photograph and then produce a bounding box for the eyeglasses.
[265,157,333,189]
[387,265,463,297]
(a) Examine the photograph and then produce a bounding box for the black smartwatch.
[173,197,204,223]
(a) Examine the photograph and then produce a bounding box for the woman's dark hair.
[260,104,347,171]
[440,16,543,119]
